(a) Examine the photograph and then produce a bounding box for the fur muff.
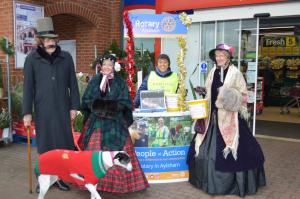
[91,99,119,119]
[215,86,242,112]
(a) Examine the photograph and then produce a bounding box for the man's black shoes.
[36,184,40,193]
[35,179,70,193]
[54,180,70,191]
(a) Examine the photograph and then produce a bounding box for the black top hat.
[36,17,58,38]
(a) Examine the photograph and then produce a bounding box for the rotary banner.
[124,14,188,38]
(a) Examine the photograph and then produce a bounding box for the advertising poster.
[130,112,193,183]
[14,2,44,69]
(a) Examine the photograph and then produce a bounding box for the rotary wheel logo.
[161,16,176,32]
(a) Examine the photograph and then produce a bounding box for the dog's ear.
[114,152,130,164]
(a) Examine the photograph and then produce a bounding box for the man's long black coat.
[22,48,80,154]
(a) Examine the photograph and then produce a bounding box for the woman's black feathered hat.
[96,54,117,66]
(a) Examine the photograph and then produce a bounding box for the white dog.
[35,150,132,199]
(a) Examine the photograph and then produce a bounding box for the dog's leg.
[70,173,84,181]
[37,175,50,199]
[49,175,58,187]
[85,183,101,199]
[37,175,58,199]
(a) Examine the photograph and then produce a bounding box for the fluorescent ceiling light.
[260,32,294,36]
[260,26,295,29]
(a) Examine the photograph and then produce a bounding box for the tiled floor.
[1,137,300,199]
[256,106,300,141]
[256,106,300,124]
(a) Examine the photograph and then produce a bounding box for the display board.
[130,111,192,183]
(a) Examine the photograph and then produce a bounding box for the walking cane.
[26,127,33,193]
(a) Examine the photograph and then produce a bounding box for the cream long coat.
[195,64,248,160]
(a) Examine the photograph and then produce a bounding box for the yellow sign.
[277,47,284,55]
[269,47,276,56]
[292,47,300,55]
[285,47,292,55]
[286,36,296,47]
[262,47,268,56]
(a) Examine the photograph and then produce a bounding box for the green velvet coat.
[81,73,133,150]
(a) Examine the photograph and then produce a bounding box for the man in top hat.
[22,17,80,192]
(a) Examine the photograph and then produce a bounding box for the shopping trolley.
[280,83,300,116]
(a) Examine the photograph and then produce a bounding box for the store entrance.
[256,16,300,140]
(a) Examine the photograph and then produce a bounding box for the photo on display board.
[129,116,192,148]
[129,119,149,148]
[140,90,166,111]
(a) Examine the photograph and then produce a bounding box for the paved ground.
[0,137,300,199]
[256,120,300,139]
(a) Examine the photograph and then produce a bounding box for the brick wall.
[53,14,98,73]
[0,0,122,85]
[0,0,20,87]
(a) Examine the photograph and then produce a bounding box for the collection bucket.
[165,94,180,112]
[187,99,208,120]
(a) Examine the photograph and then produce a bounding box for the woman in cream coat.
[187,44,266,197]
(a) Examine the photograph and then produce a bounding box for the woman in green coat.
[80,54,149,193]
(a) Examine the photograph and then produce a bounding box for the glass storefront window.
[216,20,240,63]
[134,38,155,52]
[201,22,215,68]
[241,19,259,132]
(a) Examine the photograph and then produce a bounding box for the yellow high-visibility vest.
[147,71,178,94]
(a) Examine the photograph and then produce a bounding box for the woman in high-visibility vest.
[134,54,179,108]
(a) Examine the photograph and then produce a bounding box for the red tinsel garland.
[123,11,136,101]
